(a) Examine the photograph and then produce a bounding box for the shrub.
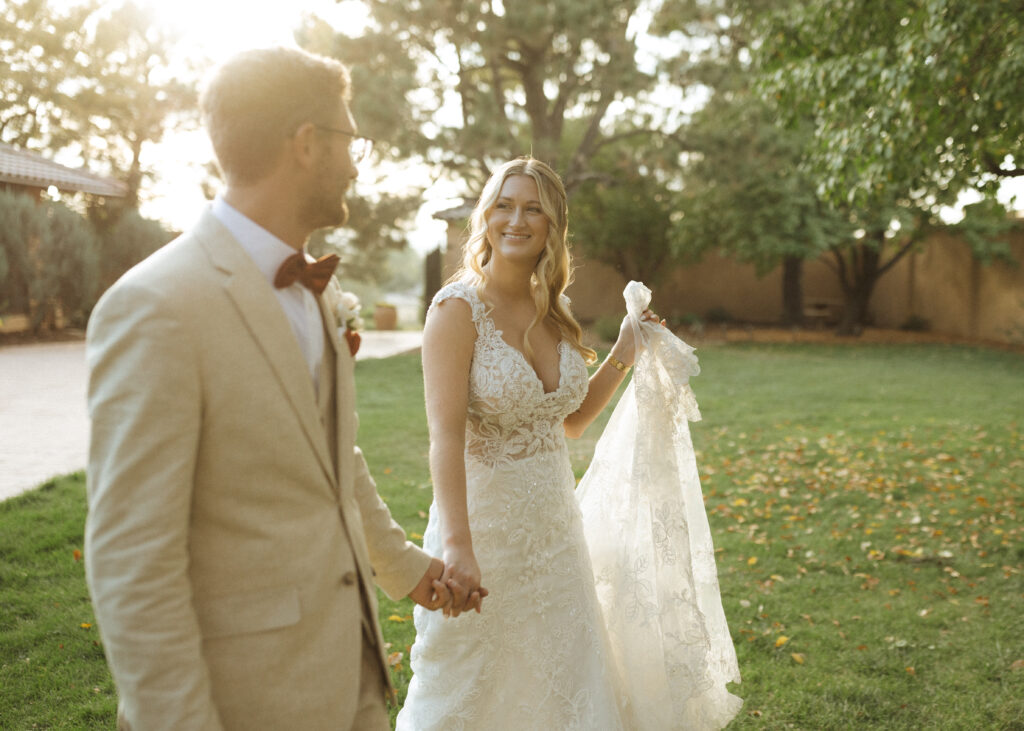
[0,190,47,314]
[704,306,733,324]
[592,314,623,343]
[32,203,101,328]
[900,314,931,332]
[95,208,174,290]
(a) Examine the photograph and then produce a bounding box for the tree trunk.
[780,255,804,326]
[835,240,883,335]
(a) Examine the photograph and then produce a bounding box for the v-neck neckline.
[471,285,566,395]
[495,333,567,395]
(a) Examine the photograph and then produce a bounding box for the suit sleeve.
[84,283,223,731]
[351,445,431,600]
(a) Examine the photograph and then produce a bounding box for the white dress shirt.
[211,197,325,390]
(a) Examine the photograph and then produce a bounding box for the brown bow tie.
[274,253,340,295]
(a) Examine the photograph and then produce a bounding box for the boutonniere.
[337,291,364,356]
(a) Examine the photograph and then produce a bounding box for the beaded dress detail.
[397,281,627,730]
[398,281,741,730]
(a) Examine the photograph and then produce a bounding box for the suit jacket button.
[341,571,357,586]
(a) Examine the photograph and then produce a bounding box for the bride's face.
[485,175,549,267]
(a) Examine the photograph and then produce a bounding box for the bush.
[900,314,931,332]
[592,314,623,343]
[95,208,174,290]
[32,203,101,328]
[704,306,733,324]
[0,190,47,314]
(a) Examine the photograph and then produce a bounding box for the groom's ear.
[289,121,320,171]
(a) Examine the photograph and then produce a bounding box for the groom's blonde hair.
[200,47,351,185]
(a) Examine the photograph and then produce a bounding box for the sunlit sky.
[56,0,1022,243]
[82,0,456,252]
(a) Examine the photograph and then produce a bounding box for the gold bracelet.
[607,354,630,372]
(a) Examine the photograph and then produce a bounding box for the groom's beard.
[304,158,351,230]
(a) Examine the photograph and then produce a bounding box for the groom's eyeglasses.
[314,124,375,164]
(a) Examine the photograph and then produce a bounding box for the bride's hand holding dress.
[564,307,662,439]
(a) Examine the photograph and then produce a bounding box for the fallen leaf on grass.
[1010,659,1024,671]
[791,653,806,664]
[73,549,82,562]
[387,614,413,623]
[775,635,789,648]
[905,666,916,676]
[80,623,92,629]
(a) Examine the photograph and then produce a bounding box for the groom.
[85,47,447,730]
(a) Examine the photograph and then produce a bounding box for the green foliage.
[309,0,661,189]
[309,191,421,287]
[0,474,117,728]
[752,0,1023,332]
[0,190,102,327]
[950,199,1020,266]
[0,189,46,313]
[675,94,851,274]
[1,0,198,207]
[570,153,679,285]
[94,208,175,290]
[758,0,1024,208]
[33,202,101,328]
[0,190,171,327]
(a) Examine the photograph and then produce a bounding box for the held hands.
[610,308,665,368]
[409,557,451,610]
[440,544,488,618]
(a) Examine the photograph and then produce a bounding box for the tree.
[649,0,850,324]
[74,2,197,209]
[0,190,102,329]
[570,150,679,287]
[298,1,689,279]
[676,94,852,324]
[308,0,666,189]
[0,0,98,153]
[1,0,197,210]
[756,0,1022,333]
[94,208,175,290]
[34,202,101,328]
[759,0,1024,205]
[308,191,421,285]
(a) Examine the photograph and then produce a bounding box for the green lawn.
[2,343,1022,728]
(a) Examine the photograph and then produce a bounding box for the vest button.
[340,571,357,586]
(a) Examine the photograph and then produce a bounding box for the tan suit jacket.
[84,209,430,730]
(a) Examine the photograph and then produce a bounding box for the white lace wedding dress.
[396,281,740,730]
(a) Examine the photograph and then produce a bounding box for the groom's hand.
[408,557,451,611]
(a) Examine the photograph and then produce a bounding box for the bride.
[397,157,740,730]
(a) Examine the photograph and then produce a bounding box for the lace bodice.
[428,282,589,467]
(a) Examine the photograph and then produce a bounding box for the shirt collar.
[211,196,304,287]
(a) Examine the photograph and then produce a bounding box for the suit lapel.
[196,211,336,487]
[320,294,354,499]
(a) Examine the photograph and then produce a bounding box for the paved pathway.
[0,331,423,502]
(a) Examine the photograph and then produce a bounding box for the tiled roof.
[0,142,127,197]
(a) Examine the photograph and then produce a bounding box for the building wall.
[441,223,1024,344]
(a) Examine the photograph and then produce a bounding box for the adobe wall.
[441,223,1024,344]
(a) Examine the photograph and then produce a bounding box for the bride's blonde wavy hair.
[453,157,597,365]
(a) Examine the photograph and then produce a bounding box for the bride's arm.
[422,298,486,617]
[564,309,660,439]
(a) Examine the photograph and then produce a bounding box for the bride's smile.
[485,174,549,264]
